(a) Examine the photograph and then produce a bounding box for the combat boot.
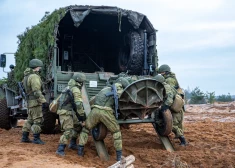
[32,133,45,144]
[68,138,78,150]
[21,132,32,143]
[56,144,66,156]
[116,150,122,161]
[179,136,188,146]
[78,145,84,156]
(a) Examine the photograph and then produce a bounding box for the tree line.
[184,87,234,104]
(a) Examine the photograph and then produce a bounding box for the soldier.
[21,59,46,144]
[7,64,17,90]
[158,64,180,89]
[154,75,187,146]
[56,73,86,156]
[77,78,130,161]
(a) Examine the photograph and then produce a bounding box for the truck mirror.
[0,54,6,68]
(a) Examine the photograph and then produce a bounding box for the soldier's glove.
[78,114,86,122]
[180,94,184,99]
[160,105,169,113]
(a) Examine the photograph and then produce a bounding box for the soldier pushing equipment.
[78,77,130,161]
[154,74,187,146]
[56,73,86,156]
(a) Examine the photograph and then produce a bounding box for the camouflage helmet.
[158,64,171,73]
[73,72,86,83]
[115,77,130,88]
[29,59,43,68]
[153,75,165,83]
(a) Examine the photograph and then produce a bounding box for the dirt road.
[0,103,235,168]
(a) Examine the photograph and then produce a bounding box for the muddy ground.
[0,102,235,168]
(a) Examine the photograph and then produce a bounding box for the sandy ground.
[0,102,235,168]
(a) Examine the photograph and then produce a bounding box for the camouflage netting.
[14,8,66,81]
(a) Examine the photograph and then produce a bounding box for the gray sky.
[0,0,234,95]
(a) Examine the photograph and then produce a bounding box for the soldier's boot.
[116,150,122,161]
[21,132,32,143]
[68,138,78,150]
[32,133,45,145]
[179,136,188,146]
[56,144,66,156]
[77,145,84,157]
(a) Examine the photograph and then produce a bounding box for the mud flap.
[81,86,110,161]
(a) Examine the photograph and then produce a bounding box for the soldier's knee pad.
[31,124,42,134]
[79,129,89,146]
[34,121,42,126]
[60,129,73,144]
[172,126,183,138]
[113,131,122,151]
[64,129,73,139]
[113,131,122,140]
[24,120,33,129]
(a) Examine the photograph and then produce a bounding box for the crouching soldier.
[56,73,86,156]
[78,78,130,161]
[21,59,46,144]
[154,75,187,146]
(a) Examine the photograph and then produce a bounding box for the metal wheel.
[119,79,165,120]
[92,123,108,141]
[154,109,173,136]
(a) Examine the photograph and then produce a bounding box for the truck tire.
[41,109,57,134]
[154,109,173,136]
[0,98,11,130]
[118,31,144,75]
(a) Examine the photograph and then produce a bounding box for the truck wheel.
[118,31,144,75]
[154,109,173,136]
[41,108,57,134]
[0,98,11,130]
[92,123,108,141]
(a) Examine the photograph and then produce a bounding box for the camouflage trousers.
[22,105,43,134]
[57,109,82,145]
[79,106,122,151]
[172,109,184,138]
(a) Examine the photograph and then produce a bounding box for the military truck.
[0,5,173,160]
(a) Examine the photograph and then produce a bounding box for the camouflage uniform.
[56,73,86,156]
[57,79,84,144]
[154,74,187,146]
[22,68,46,134]
[162,82,184,138]
[21,59,46,145]
[163,72,179,89]
[78,83,124,161]
[160,68,185,139]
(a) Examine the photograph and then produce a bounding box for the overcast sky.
[0,0,234,95]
